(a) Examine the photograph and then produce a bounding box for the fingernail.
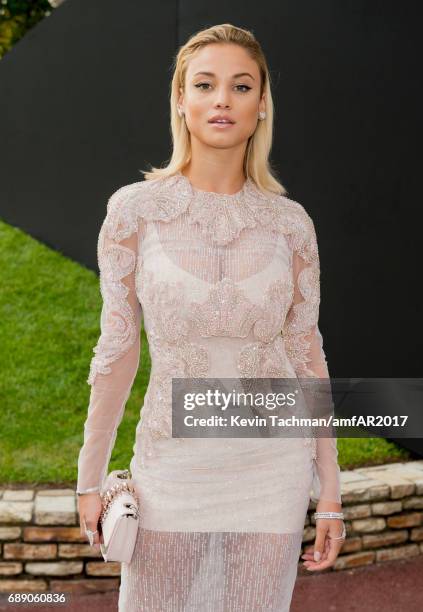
[314,551,321,562]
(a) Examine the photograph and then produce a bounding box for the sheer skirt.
[119,529,304,612]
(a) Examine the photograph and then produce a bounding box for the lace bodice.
[76,172,341,505]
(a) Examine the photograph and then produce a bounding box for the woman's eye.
[194,83,251,92]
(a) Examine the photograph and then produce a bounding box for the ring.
[83,518,98,546]
[85,528,98,536]
[85,528,98,546]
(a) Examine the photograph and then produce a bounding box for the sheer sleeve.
[282,209,342,505]
[76,186,142,494]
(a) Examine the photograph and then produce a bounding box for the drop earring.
[177,106,185,117]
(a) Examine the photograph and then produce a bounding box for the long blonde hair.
[141,23,288,196]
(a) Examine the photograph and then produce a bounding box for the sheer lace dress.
[77,172,341,611]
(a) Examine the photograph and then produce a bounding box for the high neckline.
[154,171,281,246]
[176,170,251,200]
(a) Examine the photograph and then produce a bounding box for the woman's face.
[178,43,265,151]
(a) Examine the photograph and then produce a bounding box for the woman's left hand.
[301,518,345,571]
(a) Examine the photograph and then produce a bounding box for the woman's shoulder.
[273,193,317,239]
[102,175,190,236]
[275,192,313,223]
[106,178,154,211]
[270,193,319,264]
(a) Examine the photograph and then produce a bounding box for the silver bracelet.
[314,511,344,520]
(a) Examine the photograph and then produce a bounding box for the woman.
[77,23,345,611]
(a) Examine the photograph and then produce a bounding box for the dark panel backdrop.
[0,0,421,379]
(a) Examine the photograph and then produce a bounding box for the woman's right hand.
[77,492,103,547]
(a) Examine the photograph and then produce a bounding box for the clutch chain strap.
[100,475,140,524]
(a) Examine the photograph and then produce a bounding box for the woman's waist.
[149,333,295,379]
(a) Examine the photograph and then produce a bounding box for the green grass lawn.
[0,219,411,487]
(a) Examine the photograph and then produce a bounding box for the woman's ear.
[178,86,184,108]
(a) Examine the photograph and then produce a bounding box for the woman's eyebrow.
[193,71,255,80]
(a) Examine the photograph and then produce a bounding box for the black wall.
[0,0,421,378]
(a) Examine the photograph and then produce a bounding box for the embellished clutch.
[99,469,140,563]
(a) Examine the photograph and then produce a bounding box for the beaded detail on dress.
[87,232,139,385]
[86,172,321,386]
[94,171,318,249]
[77,171,340,505]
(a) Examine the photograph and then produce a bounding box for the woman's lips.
[208,121,235,128]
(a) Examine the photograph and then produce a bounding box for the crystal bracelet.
[313,511,344,520]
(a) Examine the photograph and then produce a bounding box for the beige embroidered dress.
[76,172,341,612]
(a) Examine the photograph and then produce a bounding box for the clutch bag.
[99,469,140,563]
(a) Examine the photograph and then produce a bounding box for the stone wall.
[1,460,423,594]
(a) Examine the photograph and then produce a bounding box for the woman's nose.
[214,88,231,108]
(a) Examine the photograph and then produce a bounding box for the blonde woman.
[76,23,345,611]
